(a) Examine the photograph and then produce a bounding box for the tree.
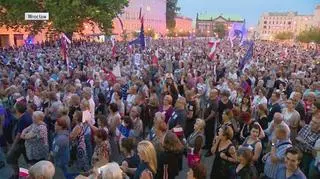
[297,28,320,44]
[166,0,180,31]
[274,31,294,40]
[213,23,226,38]
[0,0,128,36]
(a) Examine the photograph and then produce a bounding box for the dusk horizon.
[178,0,320,27]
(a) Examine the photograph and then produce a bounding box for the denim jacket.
[52,130,70,167]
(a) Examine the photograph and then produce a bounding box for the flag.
[208,38,220,60]
[139,7,142,20]
[60,33,71,74]
[129,9,145,49]
[229,20,247,47]
[239,41,254,70]
[111,36,116,57]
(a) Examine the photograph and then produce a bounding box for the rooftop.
[197,13,243,21]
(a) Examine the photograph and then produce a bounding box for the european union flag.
[129,8,145,49]
[239,41,254,70]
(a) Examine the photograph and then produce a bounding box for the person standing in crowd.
[235,147,258,179]
[203,88,219,157]
[263,123,292,179]
[107,103,121,161]
[120,137,140,179]
[135,140,157,179]
[52,117,70,175]
[21,111,49,164]
[69,110,89,171]
[282,99,301,143]
[156,131,184,179]
[256,104,269,130]
[91,128,110,168]
[186,119,206,157]
[291,92,306,124]
[130,106,143,140]
[241,123,263,171]
[147,112,166,153]
[185,90,198,138]
[218,90,233,125]
[68,94,81,123]
[210,125,237,179]
[159,95,174,124]
[7,100,32,177]
[267,91,282,123]
[295,115,320,176]
[275,147,307,179]
[168,96,187,130]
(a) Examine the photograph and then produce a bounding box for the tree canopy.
[166,0,180,31]
[296,28,320,44]
[274,31,294,40]
[0,0,128,35]
[213,22,226,38]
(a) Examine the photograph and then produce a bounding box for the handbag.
[187,148,200,168]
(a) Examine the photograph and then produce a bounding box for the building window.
[264,21,267,24]
[263,25,267,29]
[288,21,291,25]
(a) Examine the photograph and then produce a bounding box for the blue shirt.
[15,112,32,136]
[276,165,307,179]
[264,139,292,178]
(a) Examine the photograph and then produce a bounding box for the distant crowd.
[0,38,319,179]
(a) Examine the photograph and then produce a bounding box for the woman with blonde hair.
[187,118,206,155]
[135,140,157,179]
[147,112,167,153]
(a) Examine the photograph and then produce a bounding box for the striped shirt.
[264,139,292,178]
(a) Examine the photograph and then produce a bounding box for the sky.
[178,0,320,27]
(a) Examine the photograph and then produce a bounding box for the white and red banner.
[208,38,220,60]
[60,33,71,74]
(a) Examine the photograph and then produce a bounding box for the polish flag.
[60,33,71,75]
[111,36,116,57]
[208,38,220,60]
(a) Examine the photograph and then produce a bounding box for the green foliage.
[296,28,320,44]
[213,23,226,38]
[274,31,294,40]
[0,0,128,35]
[0,0,46,34]
[166,0,180,30]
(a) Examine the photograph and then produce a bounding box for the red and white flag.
[208,38,220,60]
[111,36,116,58]
[60,33,71,74]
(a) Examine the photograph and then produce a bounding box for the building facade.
[174,16,193,34]
[195,13,244,37]
[113,0,166,37]
[258,5,320,40]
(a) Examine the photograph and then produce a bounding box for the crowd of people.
[0,37,319,179]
